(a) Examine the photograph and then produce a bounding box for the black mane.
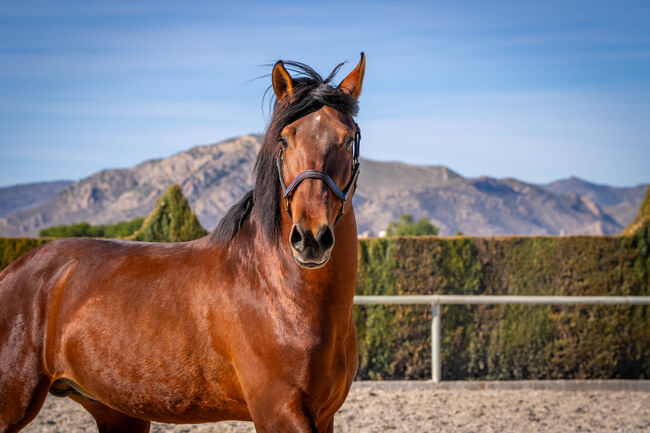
[211,60,359,243]
[211,190,254,242]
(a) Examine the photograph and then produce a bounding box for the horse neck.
[243,204,358,305]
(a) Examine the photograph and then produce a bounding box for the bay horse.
[0,53,366,433]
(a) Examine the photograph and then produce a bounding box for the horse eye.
[279,137,289,149]
[344,137,353,150]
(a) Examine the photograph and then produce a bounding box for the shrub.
[385,214,438,236]
[130,185,207,242]
[39,217,145,238]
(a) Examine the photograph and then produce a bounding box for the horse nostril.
[317,225,335,251]
[290,225,304,252]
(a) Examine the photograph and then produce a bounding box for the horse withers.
[0,53,366,433]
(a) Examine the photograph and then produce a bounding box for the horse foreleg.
[0,371,49,433]
[324,418,334,433]
[250,397,318,433]
[252,400,343,432]
[0,344,50,433]
[69,395,150,433]
[0,315,51,433]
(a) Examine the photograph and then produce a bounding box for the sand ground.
[21,383,650,433]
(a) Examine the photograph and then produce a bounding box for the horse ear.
[272,61,295,102]
[338,52,365,98]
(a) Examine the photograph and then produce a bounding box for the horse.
[0,53,366,433]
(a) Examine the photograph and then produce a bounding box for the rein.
[277,123,361,227]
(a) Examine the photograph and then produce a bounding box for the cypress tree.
[131,185,208,242]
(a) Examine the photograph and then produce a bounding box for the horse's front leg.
[249,391,319,433]
[251,398,336,433]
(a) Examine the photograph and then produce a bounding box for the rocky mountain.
[541,177,647,228]
[0,180,73,218]
[0,135,259,238]
[356,176,625,237]
[0,135,645,237]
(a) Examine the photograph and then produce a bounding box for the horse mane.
[211,60,359,243]
[211,190,254,241]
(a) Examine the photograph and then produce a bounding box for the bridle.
[277,123,361,227]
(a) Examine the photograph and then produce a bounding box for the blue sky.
[1,0,649,187]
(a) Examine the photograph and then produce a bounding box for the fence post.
[431,302,441,383]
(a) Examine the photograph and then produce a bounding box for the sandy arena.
[21,382,650,433]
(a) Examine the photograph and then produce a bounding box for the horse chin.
[293,252,331,269]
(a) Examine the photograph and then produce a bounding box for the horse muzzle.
[290,224,334,269]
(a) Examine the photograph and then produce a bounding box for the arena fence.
[352,295,650,383]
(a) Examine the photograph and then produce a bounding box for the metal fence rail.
[353,295,650,383]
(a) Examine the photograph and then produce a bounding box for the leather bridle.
[277,123,361,227]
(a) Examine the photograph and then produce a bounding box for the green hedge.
[355,224,650,380]
[39,218,145,238]
[0,237,51,271]
[2,224,649,380]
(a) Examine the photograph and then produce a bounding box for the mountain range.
[0,135,646,237]
[0,180,73,218]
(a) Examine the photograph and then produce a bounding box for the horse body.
[0,53,364,432]
[38,237,250,423]
[1,212,357,429]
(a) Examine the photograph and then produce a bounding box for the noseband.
[277,124,361,227]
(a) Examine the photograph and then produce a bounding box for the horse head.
[272,53,365,269]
